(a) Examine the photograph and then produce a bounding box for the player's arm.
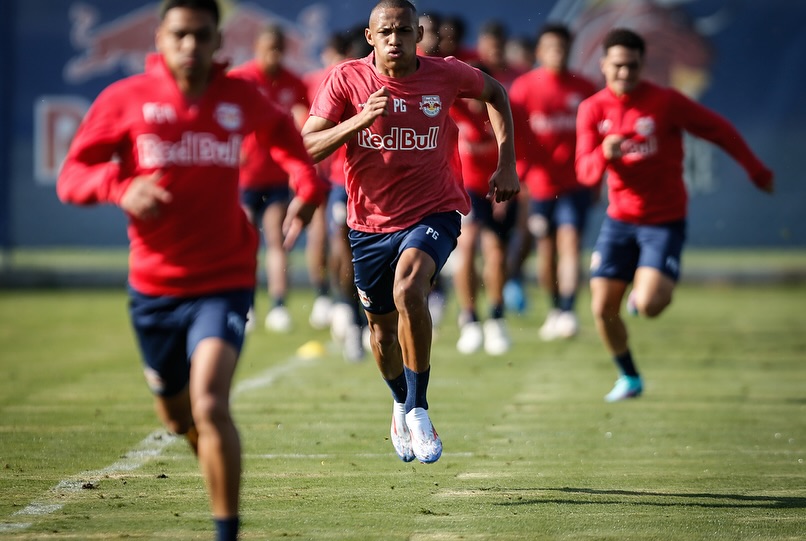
[256,100,329,249]
[301,86,390,163]
[477,73,520,202]
[575,100,609,187]
[672,91,773,193]
[57,90,172,220]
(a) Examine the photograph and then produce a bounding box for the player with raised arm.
[56,1,325,538]
[301,0,519,463]
[575,29,773,402]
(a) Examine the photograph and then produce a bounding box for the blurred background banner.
[2,0,804,250]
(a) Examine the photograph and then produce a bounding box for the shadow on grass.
[494,487,806,509]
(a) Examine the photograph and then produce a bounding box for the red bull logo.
[63,1,326,83]
[419,95,442,118]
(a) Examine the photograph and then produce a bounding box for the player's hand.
[752,167,774,194]
[602,134,627,161]
[355,86,390,130]
[282,196,318,251]
[120,171,172,221]
[487,164,520,203]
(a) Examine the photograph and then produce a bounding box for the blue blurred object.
[503,279,527,315]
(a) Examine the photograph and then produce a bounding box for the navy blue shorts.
[528,188,592,238]
[128,287,253,397]
[327,184,348,235]
[349,211,461,314]
[240,186,291,219]
[465,192,518,241]
[589,216,687,283]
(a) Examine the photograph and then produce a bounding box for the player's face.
[255,33,284,73]
[365,7,422,76]
[536,33,569,72]
[601,45,643,96]
[156,7,220,90]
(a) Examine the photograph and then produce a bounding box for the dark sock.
[489,303,504,320]
[315,283,329,297]
[384,372,408,404]
[614,350,639,377]
[404,366,430,412]
[551,293,560,310]
[273,297,285,308]
[214,516,239,541]
[458,309,478,327]
[559,294,576,312]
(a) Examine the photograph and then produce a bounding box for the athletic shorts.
[349,211,461,315]
[240,186,291,219]
[463,192,518,241]
[128,287,253,397]
[528,188,592,239]
[589,216,687,283]
[327,184,348,235]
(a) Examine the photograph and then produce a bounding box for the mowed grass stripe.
[1,284,805,539]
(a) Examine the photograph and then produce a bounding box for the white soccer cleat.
[538,309,561,341]
[309,295,333,330]
[483,318,511,356]
[329,302,354,342]
[265,306,292,333]
[405,407,442,464]
[244,307,256,333]
[427,290,447,328]
[390,402,415,462]
[456,321,484,354]
[553,311,579,339]
[341,323,365,363]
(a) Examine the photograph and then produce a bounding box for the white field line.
[1,355,315,533]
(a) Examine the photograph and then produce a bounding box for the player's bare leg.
[630,266,675,318]
[263,202,291,331]
[590,277,629,355]
[480,228,511,355]
[189,338,241,519]
[453,221,483,354]
[393,247,442,462]
[591,277,643,401]
[153,387,197,453]
[306,205,333,329]
[553,224,582,338]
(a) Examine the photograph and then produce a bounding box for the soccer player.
[451,77,518,357]
[56,1,326,539]
[229,24,322,334]
[301,0,519,463]
[575,28,774,402]
[509,24,598,341]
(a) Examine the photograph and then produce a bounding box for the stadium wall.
[5,0,805,249]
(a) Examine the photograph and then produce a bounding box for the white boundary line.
[1,355,315,534]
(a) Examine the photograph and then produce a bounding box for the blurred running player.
[57,1,325,538]
[509,24,597,341]
[576,29,774,402]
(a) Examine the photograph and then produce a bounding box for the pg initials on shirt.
[393,98,407,113]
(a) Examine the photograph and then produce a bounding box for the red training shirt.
[309,53,486,233]
[576,81,772,224]
[227,60,312,189]
[57,54,325,297]
[510,67,597,199]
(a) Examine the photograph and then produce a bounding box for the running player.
[56,1,325,538]
[301,0,519,463]
[575,28,774,402]
[229,24,318,333]
[509,24,598,341]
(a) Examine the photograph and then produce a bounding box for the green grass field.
[1,282,805,540]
